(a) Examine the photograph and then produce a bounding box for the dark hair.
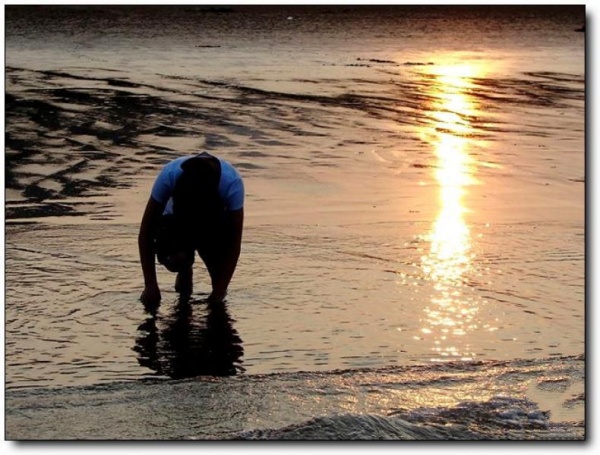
[172,155,224,237]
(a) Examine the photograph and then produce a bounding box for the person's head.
[160,248,195,273]
[172,155,222,228]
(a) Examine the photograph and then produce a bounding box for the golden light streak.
[419,61,485,361]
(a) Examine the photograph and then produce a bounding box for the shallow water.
[5,355,585,440]
[4,5,585,440]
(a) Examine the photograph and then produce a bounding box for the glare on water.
[418,61,489,361]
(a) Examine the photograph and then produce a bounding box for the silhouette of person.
[138,152,244,312]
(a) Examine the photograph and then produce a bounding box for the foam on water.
[5,355,584,440]
[230,398,571,440]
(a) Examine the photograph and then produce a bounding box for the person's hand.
[140,284,161,312]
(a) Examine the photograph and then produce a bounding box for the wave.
[229,396,582,440]
[5,355,585,440]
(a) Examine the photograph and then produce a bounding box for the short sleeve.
[150,157,186,204]
[226,177,245,211]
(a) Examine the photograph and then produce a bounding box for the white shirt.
[150,154,245,215]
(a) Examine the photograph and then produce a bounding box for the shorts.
[154,214,229,272]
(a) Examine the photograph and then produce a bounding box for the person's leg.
[195,217,233,299]
[197,243,221,293]
[155,215,195,295]
[175,266,193,296]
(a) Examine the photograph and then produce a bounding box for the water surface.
[4,5,585,440]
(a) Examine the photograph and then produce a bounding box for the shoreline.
[5,354,585,440]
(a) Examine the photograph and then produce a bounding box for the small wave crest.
[228,396,580,440]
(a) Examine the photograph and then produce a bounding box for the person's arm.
[138,196,167,308]
[209,208,244,303]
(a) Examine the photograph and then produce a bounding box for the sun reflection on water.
[418,62,485,361]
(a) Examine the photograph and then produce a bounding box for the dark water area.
[5,5,584,41]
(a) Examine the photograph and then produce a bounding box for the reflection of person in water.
[134,297,244,378]
[138,152,244,312]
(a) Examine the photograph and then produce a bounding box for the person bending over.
[138,152,244,309]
